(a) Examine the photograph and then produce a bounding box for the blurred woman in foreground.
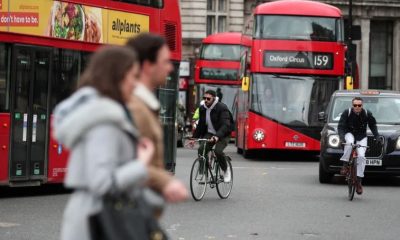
[53,46,154,240]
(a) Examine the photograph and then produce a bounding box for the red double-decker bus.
[0,0,181,186]
[236,0,345,157]
[194,32,251,136]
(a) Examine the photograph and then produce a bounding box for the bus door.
[9,46,51,184]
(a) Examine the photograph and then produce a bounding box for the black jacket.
[193,102,232,139]
[338,108,379,141]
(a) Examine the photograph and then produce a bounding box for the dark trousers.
[198,133,229,172]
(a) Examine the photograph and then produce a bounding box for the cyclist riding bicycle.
[188,90,233,182]
[338,97,382,195]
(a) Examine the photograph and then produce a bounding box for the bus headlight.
[396,137,400,149]
[328,134,340,148]
[253,129,265,142]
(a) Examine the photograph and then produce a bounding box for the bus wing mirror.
[318,112,326,122]
[242,76,250,92]
[351,25,361,41]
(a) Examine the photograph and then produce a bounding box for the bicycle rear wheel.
[216,156,233,199]
[190,158,208,201]
[347,159,356,201]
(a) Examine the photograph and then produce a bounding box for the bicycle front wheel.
[216,157,233,199]
[347,159,356,201]
[190,158,207,201]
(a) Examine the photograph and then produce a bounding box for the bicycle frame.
[198,140,220,186]
[344,143,368,201]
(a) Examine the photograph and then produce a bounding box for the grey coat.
[53,87,147,240]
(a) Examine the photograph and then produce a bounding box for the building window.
[369,21,393,89]
[207,0,228,35]
[207,16,216,36]
[218,0,226,11]
[207,0,215,11]
[218,16,226,32]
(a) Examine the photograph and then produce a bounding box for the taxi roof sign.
[361,90,380,95]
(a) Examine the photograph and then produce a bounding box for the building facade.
[180,0,400,114]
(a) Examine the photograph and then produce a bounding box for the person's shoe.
[223,169,231,182]
[356,181,363,195]
[340,165,349,175]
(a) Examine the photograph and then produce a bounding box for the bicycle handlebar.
[342,143,370,149]
[187,138,213,142]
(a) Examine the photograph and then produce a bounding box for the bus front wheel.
[243,149,253,159]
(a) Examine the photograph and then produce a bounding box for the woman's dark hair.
[126,33,166,67]
[78,46,137,103]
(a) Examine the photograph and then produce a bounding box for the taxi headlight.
[253,129,265,142]
[328,134,340,148]
[396,137,400,149]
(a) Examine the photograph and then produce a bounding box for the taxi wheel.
[319,159,333,183]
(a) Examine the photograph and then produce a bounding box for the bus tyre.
[319,159,333,183]
[177,138,183,148]
[243,149,253,159]
[236,147,243,154]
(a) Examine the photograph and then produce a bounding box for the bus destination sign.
[264,51,333,70]
[200,68,238,81]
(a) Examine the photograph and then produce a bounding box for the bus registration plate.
[366,159,382,166]
[285,142,306,148]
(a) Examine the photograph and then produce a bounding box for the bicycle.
[188,138,233,201]
[343,143,369,201]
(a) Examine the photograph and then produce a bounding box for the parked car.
[319,90,400,183]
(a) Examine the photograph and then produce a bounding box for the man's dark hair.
[126,33,166,67]
[352,97,363,102]
[205,90,216,97]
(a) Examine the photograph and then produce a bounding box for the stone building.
[180,0,400,109]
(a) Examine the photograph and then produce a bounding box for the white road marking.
[0,222,20,228]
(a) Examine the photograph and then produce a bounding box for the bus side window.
[0,44,9,112]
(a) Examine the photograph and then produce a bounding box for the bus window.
[81,51,92,74]
[0,44,9,112]
[200,44,241,61]
[51,49,80,110]
[255,15,337,42]
[117,0,163,8]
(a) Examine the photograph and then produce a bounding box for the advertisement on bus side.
[0,0,149,45]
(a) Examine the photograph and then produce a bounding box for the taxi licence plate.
[285,142,306,148]
[366,159,382,166]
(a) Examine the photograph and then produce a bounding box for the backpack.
[228,110,235,132]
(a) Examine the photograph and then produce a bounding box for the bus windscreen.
[254,15,342,42]
[251,74,338,127]
[200,44,241,61]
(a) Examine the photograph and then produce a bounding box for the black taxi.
[319,90,400,183]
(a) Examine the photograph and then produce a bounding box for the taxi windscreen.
[330,96,400,124]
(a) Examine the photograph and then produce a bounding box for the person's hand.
[374,136,384,145]
[162,179,188,203]
[211,136,219,143]
[186,139,195,148]
[137,137,154,166]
